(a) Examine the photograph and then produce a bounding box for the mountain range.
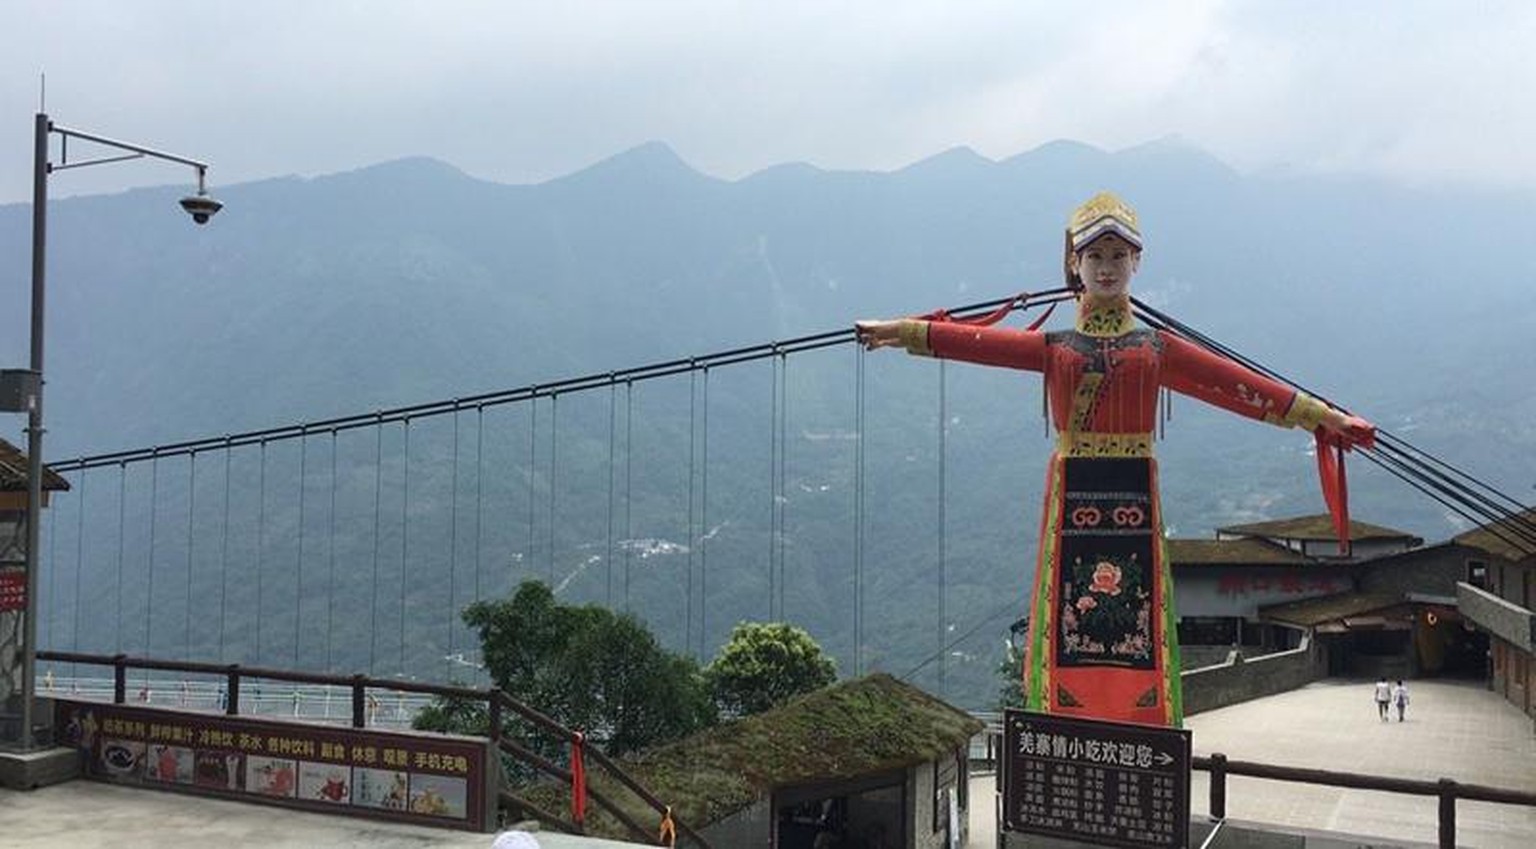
[2,137,1532,708]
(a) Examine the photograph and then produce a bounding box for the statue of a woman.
[856,192,1374,726]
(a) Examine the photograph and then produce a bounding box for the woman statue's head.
[1064,191,1143,302]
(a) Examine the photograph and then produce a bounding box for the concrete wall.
[1360,543,1477,598]
[1181,645,1239,670]
[1174,566,1354,619]
[1457,582,1534,652]
[1181,630,1327,716]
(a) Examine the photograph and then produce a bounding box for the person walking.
[1392,680,1410,722]
[1374,677,1391,721]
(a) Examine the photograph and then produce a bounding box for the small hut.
[623,673,984,849]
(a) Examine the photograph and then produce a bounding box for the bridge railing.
[37,650,708,847]
[1197,753,1536,849]
[969,720,1536,849]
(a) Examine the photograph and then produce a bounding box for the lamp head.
[179,192,222,225]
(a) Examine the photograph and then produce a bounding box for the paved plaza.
[3,677,1532,847]
[1181,677,1536,848]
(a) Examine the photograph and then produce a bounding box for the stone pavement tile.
[1184,678,1536,849]
[0,780,648,848]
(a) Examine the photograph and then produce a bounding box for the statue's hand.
[855,319,906,351]
[1320,410,1376,450]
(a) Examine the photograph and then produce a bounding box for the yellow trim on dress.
[1277,391,1329,430]
[1075,301,1136,337]
[897,319,932,356]
[1057,431,1156,458]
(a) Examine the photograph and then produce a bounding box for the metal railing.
[1197,753,1536,849]
[38,650,709,847]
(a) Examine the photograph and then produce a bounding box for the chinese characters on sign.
[1215,572,1338,598]
[1003,709,1191,849]
[53,700,491,832]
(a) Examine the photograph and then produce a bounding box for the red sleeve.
[1158,331,1299,425]
[925,322,1046,373]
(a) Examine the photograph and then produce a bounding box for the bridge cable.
[548,396,558,585]
[369,424,383,675]
[219,449,231,662]
[938,361,948,698]
[474,406,484,606]
[606,385,617,607]
[448,407,460,682]
[255,441,266,665]
[624,381,634,612]
[72,466,85,665]
[296,435,307,668]
[901,598,1019,684]
[1132,297,1536,554]
[700,366,710,659]
[854,344,866,676]
[46,474,58,654]
[527,396,537,581]
[687,368,696,654]
[50,290,1076,473]
[186,452,196,662]
[401,418,411,676]
[327,429,337,671]
[767,355,779,621]
[147,454,158,658]
[115,463,125,654]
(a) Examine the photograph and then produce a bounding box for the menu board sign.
[1002,709,1190,848]
[53,699,493,832]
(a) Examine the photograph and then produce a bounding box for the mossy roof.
[1453,507,1536,564]
[0,439,70,492]
[1258,592,1405,627]
[612,673,983,831]
[1216,514,1419,544]
[1166,537,1313,566]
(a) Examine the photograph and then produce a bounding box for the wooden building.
[1452,508,1536,722]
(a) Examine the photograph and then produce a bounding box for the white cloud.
[1,0,1533,203]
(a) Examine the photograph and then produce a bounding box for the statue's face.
[1072,233,1141,301]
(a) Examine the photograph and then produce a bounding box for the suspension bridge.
[27,290,1536,710]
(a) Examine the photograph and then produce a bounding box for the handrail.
[38,650,709,847]
[1195,752,1536,849]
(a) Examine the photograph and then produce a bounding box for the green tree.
[706,622,837,717]
[430,580,713,756]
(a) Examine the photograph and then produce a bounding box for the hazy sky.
[2,0,1533,204]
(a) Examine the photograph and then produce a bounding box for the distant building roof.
[612,673,984,831]
[1453,507,1536,564]
[1166,537,1313,567]
[1259,592,1406,628]
[0,439,70,493]
[1217,514,1420,545]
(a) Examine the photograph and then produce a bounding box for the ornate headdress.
[1063,191,1142,288]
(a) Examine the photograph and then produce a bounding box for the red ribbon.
[1315,431,1351,556]
[571,731,586,825]
[917,292,1059,330]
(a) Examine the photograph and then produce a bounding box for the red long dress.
[907,301,1327,726]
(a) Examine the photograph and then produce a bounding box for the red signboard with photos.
[53,699,494,832]
[0,568,25,611]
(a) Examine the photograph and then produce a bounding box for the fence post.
[226,665,241,716]
[1438,777,1457,849]
[112,654,127,704]
[487,692,503,744]
[1209,753,1228,821]
[351,676,367,729]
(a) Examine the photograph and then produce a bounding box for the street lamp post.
[8,112,219,751]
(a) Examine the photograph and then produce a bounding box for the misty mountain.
[2,138,1532,707]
